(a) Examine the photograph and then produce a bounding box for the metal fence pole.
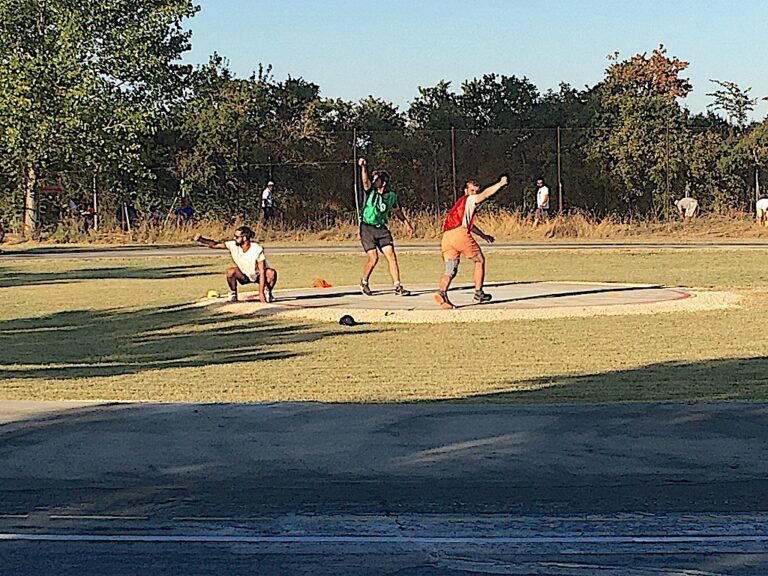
[352,128,360,222]
[451,127,457,203]
[557,126,563,213]
[92,174,98,231]
[665,120,671,220]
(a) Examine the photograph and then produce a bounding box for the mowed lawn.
[1,248,767,403]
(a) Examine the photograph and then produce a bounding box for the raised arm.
[193,233,228,249]
[475,175,509,203]
[358,158,371,191]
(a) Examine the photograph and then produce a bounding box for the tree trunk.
[23,165,37,238]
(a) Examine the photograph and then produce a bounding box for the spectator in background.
[261,181,274,223]
[756,197,768,227]
[535,178,550,222]
[81,202,95,233]
[174,197,195,222]
[674,197,699,219]
[146,204,163,224]
[116,197,138,231]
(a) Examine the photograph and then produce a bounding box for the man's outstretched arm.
[476,175,509,203]
[194,234,227,249]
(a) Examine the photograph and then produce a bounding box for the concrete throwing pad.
[202,281,740,323]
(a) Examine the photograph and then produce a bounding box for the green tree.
[585,45,692,215]
[707,79,761,132]
[0,0,198,235]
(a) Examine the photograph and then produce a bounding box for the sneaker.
[473,290,492,304]
[394,284,410,296]
[434,290,456,310]
[360,281,373,296]
[267,291,275,303]
[226,293,238,303]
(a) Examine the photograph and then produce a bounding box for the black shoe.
[394,284,410,296]
[360,281,373,296]
[474,290,492,303]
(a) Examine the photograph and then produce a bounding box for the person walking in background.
[174,196,195,222]
[261,181,274,223]
[674,197,699,219]
[435,175,508,309]
[357,157,415,296]
[194,226,277,303]
[756,197,768,226]
[535,178,550,222]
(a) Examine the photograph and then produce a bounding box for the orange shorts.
[441,227,481,261]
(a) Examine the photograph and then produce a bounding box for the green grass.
[1,249,767,403]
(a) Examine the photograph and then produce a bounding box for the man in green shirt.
[358,157,415,296]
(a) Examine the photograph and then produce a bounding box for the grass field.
[1,249,767,403]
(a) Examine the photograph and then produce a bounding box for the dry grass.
[6,209,768,247]
[1,249,768,404]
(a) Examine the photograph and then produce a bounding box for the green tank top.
[362,188,397,227]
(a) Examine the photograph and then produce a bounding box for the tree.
[585,45,693,215]
[707,79,761,132]
[0,0,198,236]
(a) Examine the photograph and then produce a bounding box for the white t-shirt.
[261,187,273,208]
[537,185,550,209]
[756,198,768,213]
[225,240,267,282]
[462,194,480,229]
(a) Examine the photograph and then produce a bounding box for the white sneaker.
[226,293,238,303]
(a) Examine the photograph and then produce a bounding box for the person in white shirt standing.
[756,197,768,227]
[261,181,275,223]
[535,178,550,222]
[194,226,277,303]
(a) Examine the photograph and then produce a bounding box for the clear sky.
[184,0,768,121]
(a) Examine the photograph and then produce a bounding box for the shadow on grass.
[452,356,768,404]
[0,303,375,380]
[0,263,213,287]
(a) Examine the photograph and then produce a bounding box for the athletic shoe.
[434,290,456,310]
[226,293,238,303]
[473,290,492,304]
[394,284,410,296]
[267,292,275,303]
[360,281,373,296]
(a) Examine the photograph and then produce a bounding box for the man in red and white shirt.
[435,175,508,309]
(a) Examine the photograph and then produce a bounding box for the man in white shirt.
[194,226,277,303]
[535,178,550,222]
[756,197,768,226]
[261,181,274,223]
[674,197,699,219]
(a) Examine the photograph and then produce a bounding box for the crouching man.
[194,226,277,303]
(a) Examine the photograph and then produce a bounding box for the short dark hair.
[235,225,254,240]
[372,170,390,182]
[463,179,480,190]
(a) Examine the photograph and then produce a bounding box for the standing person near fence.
[535,178,550,222]
[261,181,274,223]
[357,158,415,296]
[435,175,509,309]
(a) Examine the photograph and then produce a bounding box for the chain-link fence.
[5,126,765,234]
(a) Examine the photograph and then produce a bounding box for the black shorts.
[360,222,394,252]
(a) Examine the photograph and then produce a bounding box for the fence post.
[92,174,98,231]
[451,127,457,203]
[665,120,671,220]
[433,146,440,218]
[352,128,360,222]
[557,126,563,213]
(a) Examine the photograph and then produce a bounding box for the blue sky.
[184,0,768,121]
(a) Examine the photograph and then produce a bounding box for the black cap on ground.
[339,314,357,327]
